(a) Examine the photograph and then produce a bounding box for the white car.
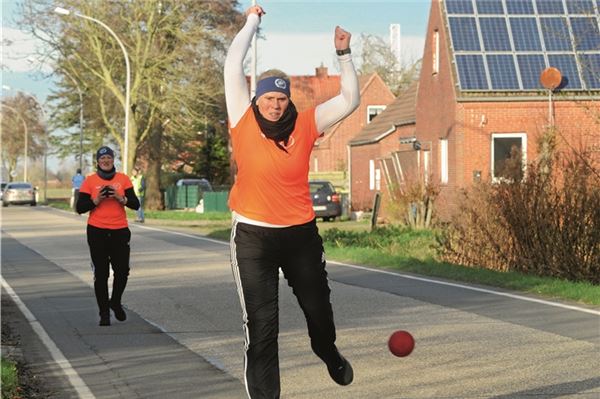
[2,182,36,207]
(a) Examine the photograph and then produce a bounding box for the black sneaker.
[99,313,111,326]
[110,302,127,321]
[327,354,353,386]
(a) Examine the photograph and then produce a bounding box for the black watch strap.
[336,48,351,56]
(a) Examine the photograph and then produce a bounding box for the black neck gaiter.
[96,166,116,180]
[251,97,298,152]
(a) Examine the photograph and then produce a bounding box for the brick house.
[310,73,396,174]
[348,81,418,212]
[348,0,600,220]
[418,0,600,219]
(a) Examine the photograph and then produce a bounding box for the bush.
[439,148,600,284]
[384,179,439,228]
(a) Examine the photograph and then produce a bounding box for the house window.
[423,151,430,185]
[367,105,386,123]
[433,29,439,75]
[313,157,319,172]
[369,159,375,190]
[375,168,381,191]
[440,139,448,184]
[491,133,527,181]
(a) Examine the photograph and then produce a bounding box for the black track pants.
[87,225,131,314]
[230,219,339,399]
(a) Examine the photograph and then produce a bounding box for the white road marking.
[131,223,600,316]
[1,277,96,399]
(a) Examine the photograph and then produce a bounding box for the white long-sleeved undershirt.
[224,14,360,132]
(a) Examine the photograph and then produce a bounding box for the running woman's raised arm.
[315,26,360,133]
[224,6,264,128]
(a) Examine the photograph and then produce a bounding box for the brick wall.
[349,124,415,213]
[312,74,395,173]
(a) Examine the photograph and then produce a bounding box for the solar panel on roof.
[506,0,535,15]
[449,17,480,51]
[456,55,488,90]
[540,17,572,51]
[580,54,600,88]
[446,0,474,15]
[487,55,520,89]
[535,0,565,14]
[476,0,504,14]
[566,0,596,14]
[480,17,512,51]
[517,55,546,89]
[548,55,582,88]
[510,18,542,51]
[444,0,600,92]
[570,17,600,51]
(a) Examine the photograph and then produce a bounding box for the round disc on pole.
[540,67,562,90]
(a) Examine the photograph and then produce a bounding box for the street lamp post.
[0,104,29,181]
[54,6,131,174]
[62,70,85,171]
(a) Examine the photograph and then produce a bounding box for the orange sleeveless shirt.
[228,107,320,225]
[79,172,133,229]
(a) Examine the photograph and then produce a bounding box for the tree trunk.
[146,118,164,210]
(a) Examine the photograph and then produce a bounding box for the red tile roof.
[349,81,418,146]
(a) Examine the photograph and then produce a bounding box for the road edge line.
[328,261,600,316]
[131,223,600,316]
[1,277,96,399]
[45,208,597,317]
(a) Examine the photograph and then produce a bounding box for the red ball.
[388,330,415,357]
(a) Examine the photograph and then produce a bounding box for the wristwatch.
[336,48,351,56]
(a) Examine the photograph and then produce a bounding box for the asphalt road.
[1,206,599,399]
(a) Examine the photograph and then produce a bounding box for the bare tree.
[19,0,243,208]
[358,33,421,96]
[1,94,46,181]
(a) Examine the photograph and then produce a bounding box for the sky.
[1,0,430,172]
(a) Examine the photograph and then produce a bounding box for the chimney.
[315,63,328,78]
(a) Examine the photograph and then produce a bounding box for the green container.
[165,185,203,209]
[203,191,230,212]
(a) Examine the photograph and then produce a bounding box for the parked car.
[0,182,7,201]
[175,178,213,192]
[309,180,341,222]
[2,182,36,207]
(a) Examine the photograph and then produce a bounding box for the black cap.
[96,146,114,161]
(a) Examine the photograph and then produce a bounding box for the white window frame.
[433,29,440,75]
[367,105,386,124]
[369,159,375,190]
[440,138,448,184]
[423,151,430,185]
[491,133,527,182]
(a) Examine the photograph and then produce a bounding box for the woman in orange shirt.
[77,146,140,326]
[225,5,359,398]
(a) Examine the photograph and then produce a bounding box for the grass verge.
[323,246,600,306]
[1,357,19,399]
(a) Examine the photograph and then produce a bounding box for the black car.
[309,180,342,222]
